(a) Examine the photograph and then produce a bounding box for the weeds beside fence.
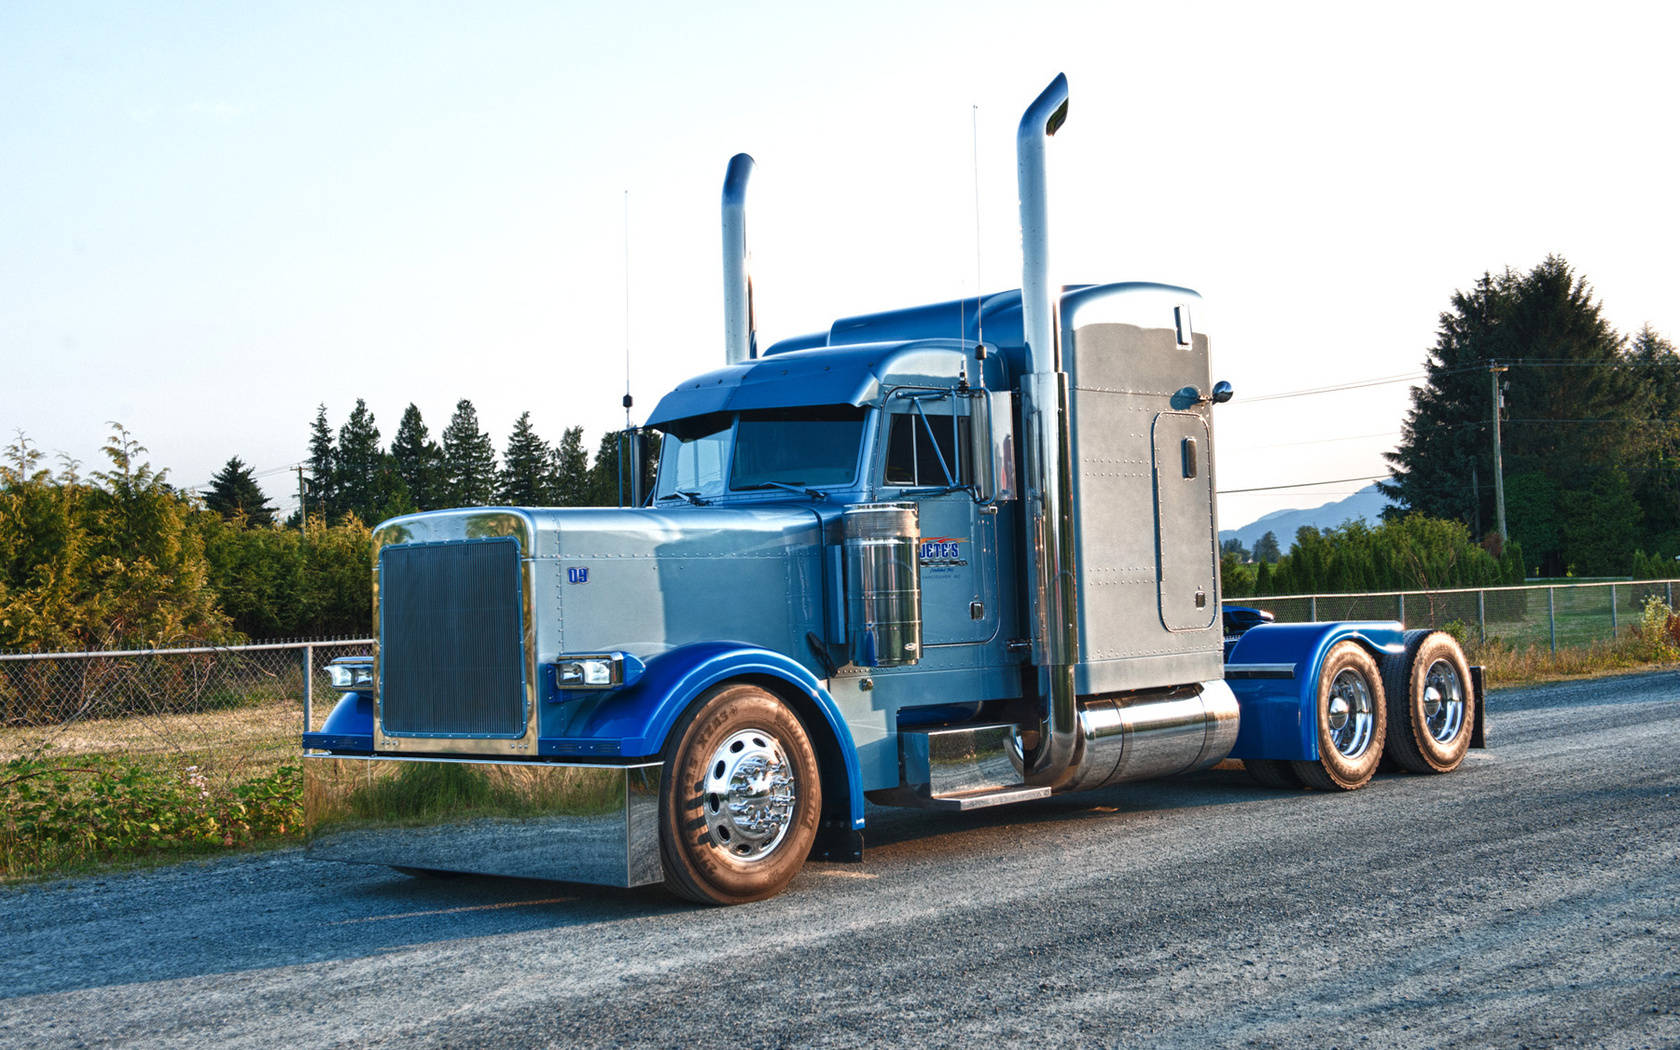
[1,639,369,877]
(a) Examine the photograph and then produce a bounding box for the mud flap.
[1470,665,1489,749]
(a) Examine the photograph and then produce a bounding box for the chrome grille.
[379,538,527,738]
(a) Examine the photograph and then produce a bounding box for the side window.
[884,407,971,487]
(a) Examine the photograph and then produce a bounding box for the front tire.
[1383,630,1474,774]
[1292,642,1387,791]
[659,683,822,905]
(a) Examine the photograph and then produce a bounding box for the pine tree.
[304,404,336,522]
[390,403,442,512]
[1628,326,1680,555]
[498,412,555,506]
[552,426,590,507]
[204,456,276,526]
[1383,256,1642,574]
[584,429,662,507]
[439,399,497,507]
[335,399,383,524]
[1253,531,1281,564]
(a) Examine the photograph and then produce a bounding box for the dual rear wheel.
[1244,631,1474,791]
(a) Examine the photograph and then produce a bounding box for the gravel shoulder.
[2,671,1676,1049]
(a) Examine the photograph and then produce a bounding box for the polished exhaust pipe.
[722,153,757,366]
[1014,73,1081,789]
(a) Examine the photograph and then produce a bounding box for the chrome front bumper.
[304,754,663,887]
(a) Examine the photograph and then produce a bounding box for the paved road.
[3,672,1676,1049]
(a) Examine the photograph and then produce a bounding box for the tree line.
[1222,517,1525,599]
[204,398,658,528]
[2,405,662,651]
[1382,255,1680,577]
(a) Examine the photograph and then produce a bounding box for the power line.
[1218,474,1386,495]
[1233,373,1424,404]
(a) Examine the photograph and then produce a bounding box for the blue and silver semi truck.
[303,75,1484,904]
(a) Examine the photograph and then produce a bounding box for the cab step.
[867,723,1050,811]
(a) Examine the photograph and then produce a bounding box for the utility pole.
[297,465,307,530]
[1490,363,1509,540]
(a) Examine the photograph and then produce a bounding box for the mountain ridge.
[1220,484,1392,553]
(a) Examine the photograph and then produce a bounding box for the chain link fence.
[4,577,1678,776]
[1229,579,1680,654]
[1,639,372,788]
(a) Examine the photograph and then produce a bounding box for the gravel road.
[3,671,1676,1049]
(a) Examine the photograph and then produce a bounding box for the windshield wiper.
[735,481,828,501]
[657,490,709,506]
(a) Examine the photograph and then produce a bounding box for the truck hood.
[372,505,831,671]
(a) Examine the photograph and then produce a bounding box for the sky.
[3,0,1676,532]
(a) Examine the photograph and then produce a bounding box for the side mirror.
[1210,380,1234,404]
[967,390,1016,503]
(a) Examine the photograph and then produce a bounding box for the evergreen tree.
[335,399,383,524]
[439,399,497,507]
[1383,256,1642,574]
[551,426,590,507]
[204,456,275,526]
[390,403,442,512]
[583,430,660,507]
[304,404,337,522]
[1628,325,1680,555]
[1253,530,1282,564]
[584,431,623,507]
[499,411,555,506]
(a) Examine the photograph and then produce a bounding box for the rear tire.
[1383,630,1474,774]
[1244,758,1303,789]
[1292,642,1387,791]
[659,683,821,905]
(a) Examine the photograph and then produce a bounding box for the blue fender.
[301,691,373,753]
[1224,621,1406,761]
[547,642,865,831]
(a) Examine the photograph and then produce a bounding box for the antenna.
[972,104,984,347]
[623,188,633,430]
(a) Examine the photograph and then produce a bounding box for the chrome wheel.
[1327,668,1375,759]
[701,728,797,861]
[1421,658,1466,744]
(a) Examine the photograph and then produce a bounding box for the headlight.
[556,654,625,689]
[327,658,374,690]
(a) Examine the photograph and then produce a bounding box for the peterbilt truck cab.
[303,75,1483,905]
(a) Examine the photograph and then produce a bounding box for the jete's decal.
[918,537,967,567]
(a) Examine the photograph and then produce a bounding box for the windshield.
[655,406,866,501]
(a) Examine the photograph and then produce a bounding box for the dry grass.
[1,698,301,783]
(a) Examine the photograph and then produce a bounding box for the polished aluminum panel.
[305,755,663,887]
[1060,297,1225,696]
[843,503,922,667]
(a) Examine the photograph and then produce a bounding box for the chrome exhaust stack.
[1014,73,1081,790]
[722,153,757,366]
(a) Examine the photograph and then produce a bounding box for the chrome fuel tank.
[1056,680,1240,793]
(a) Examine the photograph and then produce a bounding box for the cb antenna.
[972,104,984,348]
[623,188,633,429]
